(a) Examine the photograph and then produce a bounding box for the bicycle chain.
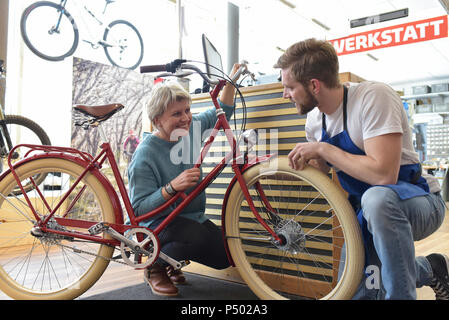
[58,242,131,267]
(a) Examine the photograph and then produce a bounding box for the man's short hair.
[274,38,341,89]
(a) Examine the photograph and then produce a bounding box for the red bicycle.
[0,60,363,300]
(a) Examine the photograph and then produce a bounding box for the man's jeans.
[352,186,446,300]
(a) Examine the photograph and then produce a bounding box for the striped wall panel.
[191,83,341,298]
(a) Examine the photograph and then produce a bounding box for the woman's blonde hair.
[147,81,192,129]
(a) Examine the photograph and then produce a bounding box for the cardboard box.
[412,85,431,95]
[415,104,433,113]
[433,103,449,113]
[339,72,365,83]
[431,83,449,93]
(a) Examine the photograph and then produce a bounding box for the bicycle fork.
[232,163,283,245]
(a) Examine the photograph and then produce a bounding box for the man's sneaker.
[426,253,449,300]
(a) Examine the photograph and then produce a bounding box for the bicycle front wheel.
[20,1,79,61]
[103,20,144,70]
[0,158,116,300]
[0,115,51,195]
[225,157,364,300]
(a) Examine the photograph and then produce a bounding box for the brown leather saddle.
[73,103,124,127]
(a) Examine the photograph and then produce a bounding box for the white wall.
[5,0,183,147]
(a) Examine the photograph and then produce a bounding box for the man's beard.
[297,87,318,115]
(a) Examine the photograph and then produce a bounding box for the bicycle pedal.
[88,222,109,235]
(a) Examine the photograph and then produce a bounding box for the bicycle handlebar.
[140,59,251,87]
[140,59,187,74]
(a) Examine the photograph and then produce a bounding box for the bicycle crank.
[88,223,188,270]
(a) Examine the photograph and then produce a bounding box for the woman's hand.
[170,168,201,192]
[220,63,243,106]
[229,63,243,79]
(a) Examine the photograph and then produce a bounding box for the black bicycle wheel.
[0,115,51,195]
[20,1,79,61]
[103,20,144,70]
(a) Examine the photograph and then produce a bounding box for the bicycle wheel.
[103,20,144,70]
[20,1,79,61]
[225,156,364,300]
[0,115,51,195]
[0,158,116,300]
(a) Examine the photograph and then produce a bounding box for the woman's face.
[154,99,192,141]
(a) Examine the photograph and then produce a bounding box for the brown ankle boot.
[166,266,186,285]
[144,264,178,296]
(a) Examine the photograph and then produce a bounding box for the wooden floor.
[0,207,448,300]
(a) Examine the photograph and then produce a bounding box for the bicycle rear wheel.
[0,115,51,195]
[20,1,79,61]
[225,157,364,300]
[0,158,115,300]
[103,20,144,70]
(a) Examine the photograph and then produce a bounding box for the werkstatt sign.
[330,15,448,55]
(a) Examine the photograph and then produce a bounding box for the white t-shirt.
[305,81,440,193]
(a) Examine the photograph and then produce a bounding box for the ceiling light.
[439,0,449,13]
[312,18,330,31]
[350,8,408,28]
[279,0,296,9]
[276,46,286,52]
[367,53,379,61]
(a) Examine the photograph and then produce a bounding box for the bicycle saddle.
[74,103,124,120]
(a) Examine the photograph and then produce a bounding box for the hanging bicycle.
[20,0,144,70]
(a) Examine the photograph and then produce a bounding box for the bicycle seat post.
[97,123,108,143]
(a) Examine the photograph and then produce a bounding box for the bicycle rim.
[20,1,79,61]
[103,20,144,70]
[1,115,51,195]
[225,157,364,300]
[0,158,115,300]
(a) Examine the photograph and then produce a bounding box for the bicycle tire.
[0,157,115,300]
[103,20,144,70]
[20,1,79,61]
[224,156,364,300]
[0,115,51,195]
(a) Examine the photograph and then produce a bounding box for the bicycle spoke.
[226,160,362,300]
[0,158,115,299]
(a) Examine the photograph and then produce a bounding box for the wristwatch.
[165,182,177,196]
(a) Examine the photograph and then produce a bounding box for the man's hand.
[288,142,324,170]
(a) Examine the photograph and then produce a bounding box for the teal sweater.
[128,100,234,228]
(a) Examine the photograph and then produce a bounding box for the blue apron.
[320,86,430,250]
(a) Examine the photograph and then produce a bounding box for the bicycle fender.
[1,153,125,225]
[221,154,276,266]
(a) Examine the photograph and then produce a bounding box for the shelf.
[401,91,449,100]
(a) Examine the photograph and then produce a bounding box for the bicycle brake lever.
[155,71,194,79]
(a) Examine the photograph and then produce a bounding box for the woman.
[127,65,240,296]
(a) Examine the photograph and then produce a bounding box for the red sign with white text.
[330,15,448,55]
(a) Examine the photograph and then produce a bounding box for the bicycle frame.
[0,103,12,156]
[55,0,109,45]
[6,78,281,262]
[0,70,14,158]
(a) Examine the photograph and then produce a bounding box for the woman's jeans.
[152,216,230,270]
[352,186,446,300]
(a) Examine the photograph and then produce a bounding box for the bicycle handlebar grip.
[140,59,187,74]
[140,64,167,73]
